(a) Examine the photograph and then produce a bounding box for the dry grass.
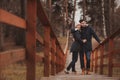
[1,63,26,80]
[58,36,67,50]
[0,61,44,80]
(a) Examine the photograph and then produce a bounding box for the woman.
[65,24,86,74]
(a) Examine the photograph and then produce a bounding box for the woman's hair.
[75,24,81,28]
[79,19,85,23]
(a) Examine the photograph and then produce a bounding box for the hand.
[100,41,102,44]
[85,24,89,26]
[72,38,75,41]
[82,39,87,43]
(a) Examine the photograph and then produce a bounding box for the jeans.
[67,51,78,71]
[79,50,91,70]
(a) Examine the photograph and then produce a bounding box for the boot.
[72,70,77,74]
[64,69,69,74]
[86,69,91,75]
[81,69,85,75]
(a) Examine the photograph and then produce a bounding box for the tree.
[101,0,107,38]
[44,0,74,36]
[78,0,116,38]
[72,0,77,28]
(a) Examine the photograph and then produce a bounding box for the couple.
[65,19,101,75]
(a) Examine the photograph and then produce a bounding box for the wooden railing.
[0,0,69,80]
[91,28,120,77]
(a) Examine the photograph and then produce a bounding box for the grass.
[0,61,44,80]
[58,36,67,50]
[1,62,26,80]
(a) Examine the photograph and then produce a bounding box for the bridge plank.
[0,9,26,29]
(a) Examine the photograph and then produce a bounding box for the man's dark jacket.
[80,26,101,51]
[70,28,82,52]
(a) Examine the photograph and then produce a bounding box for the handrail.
[0,9,26,29]
[93,28,120,51]
[37,0,67,76]
[91,28,120,77]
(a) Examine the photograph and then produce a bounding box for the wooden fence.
[0,0,69,80]
[91,28,120,77]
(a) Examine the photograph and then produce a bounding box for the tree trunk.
[111,0,115,32]
[15,0,26,46]
[0,25,4,51]
[72,0,77,28]
[109,0,112,35]
[46,0,52,20]
[65,0,68,21]
[83,0,86,20]
[62,0,68,36]
[109,0,115,34]
[101,0,107,38]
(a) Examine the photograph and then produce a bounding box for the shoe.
[81,69,85,75]
[86,70,91,75]
[72,70,77,74]
[64,69,69,74]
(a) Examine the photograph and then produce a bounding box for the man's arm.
[90,27,101,43]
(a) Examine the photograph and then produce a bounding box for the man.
[65,24,86,74]
[79,19,101,75]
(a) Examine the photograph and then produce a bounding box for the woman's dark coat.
[70,28,82,52]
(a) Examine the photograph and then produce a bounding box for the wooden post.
[60,51,63,71]
[108,39,114,77]
[100,45,104,75]
[54,49,57,74]
[58,48,61,72]
[91,52,94,72]
[93,51,96,72]
[0,68,3,80]
[95,49,98,73]
[44,26,51,77]
[62,53,66,70]
[0,54,2,80]
[56,46,59,73]
[51,37,56,75]
[26,0,36,80]
[61,54,64,71]
[61,56,64,70]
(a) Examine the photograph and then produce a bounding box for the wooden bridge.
[0,0,120,80]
